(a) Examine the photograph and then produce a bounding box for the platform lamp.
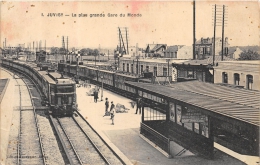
[75,51,81,84]
[100,75,104,101]
[136,56,140,76]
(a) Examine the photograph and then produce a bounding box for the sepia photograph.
[0,1,259,165]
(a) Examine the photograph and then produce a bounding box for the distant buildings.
[128,46,143,57]
[228,46,260,59]
[164,45,192,59]
[194,37,229,59]
[145,44,167,57]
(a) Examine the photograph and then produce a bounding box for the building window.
[136,64,138,74]
[163,68,167,76]
[131,64,133,73]
[222,72,228,83]
[171,52,174,58]
[174,52,177,58]
[246,75,253,90]
[154,67,157,76]
[127,64,129,72]
[206,47,210,55]
[144,107,166,121]
[187,70,194,78]
[234,73,240,85]
[146,66,149,72]
[178,69,187,77]
[123,63,125,71]
[140,65,143,74]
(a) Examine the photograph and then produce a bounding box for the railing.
[140,123,170,154]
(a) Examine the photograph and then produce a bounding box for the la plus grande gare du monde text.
[42,13,142,17]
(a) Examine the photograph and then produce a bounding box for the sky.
[1,1,259,49]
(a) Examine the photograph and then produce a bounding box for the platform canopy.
[126,81,260,126]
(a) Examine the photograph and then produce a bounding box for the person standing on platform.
[93,90,98,103]
[110,101,115,119]
[135,98,142,114]
[103,98,109,117]
[110,102,115,125]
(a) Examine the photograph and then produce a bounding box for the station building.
[118,57,189,83]
[172,55,234,83]
[126,81,259,159]
[214,60,260,91]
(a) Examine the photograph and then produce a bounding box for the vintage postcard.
[1,1,259,165]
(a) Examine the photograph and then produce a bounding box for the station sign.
[181,107,206,123]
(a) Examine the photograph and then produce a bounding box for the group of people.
[104,98,115,125]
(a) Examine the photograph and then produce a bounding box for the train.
[1,58,77,117]
[58,62,140,99]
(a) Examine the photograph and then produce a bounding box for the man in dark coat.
[110,101,115,119]
[135,98,142,114]
[103,98,110,117]
[93,90,98,103]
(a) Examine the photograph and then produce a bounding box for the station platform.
[76,85,247,165]
[0,69,18,165]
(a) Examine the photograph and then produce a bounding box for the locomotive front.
[52,78,77,116]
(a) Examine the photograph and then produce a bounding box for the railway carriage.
[114,73,138,98]
[96,69,115,89]
[1,59,77,117]
[78,65,89,80]
[62,63,139,100]
[69,65,77,76]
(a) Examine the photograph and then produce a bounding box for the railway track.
[3,66,127,164]
[5,70,46,165]
[4,67,65,165]
[50,111,126,165]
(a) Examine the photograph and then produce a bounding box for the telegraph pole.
[221,5,227,61]
[66,36,68,61]
[193,0,196,59]
[213,4,216,66]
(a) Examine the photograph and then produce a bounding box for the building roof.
[126,81,260,126]
[121,57,189,64]
[146,44,167,53]
[214,60,260,73]
[164,46,179,53]
[195,37,222,44]
[237,46,260,53]
[218,60,260,64]
[173,55,235,66]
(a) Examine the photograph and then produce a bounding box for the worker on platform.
[110,101,115,125]
[135,98,142,114]
[110,101,115,119]
[93,89,98,103]
[103,98,110,117]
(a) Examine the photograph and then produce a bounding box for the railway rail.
[50,111,126,165]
